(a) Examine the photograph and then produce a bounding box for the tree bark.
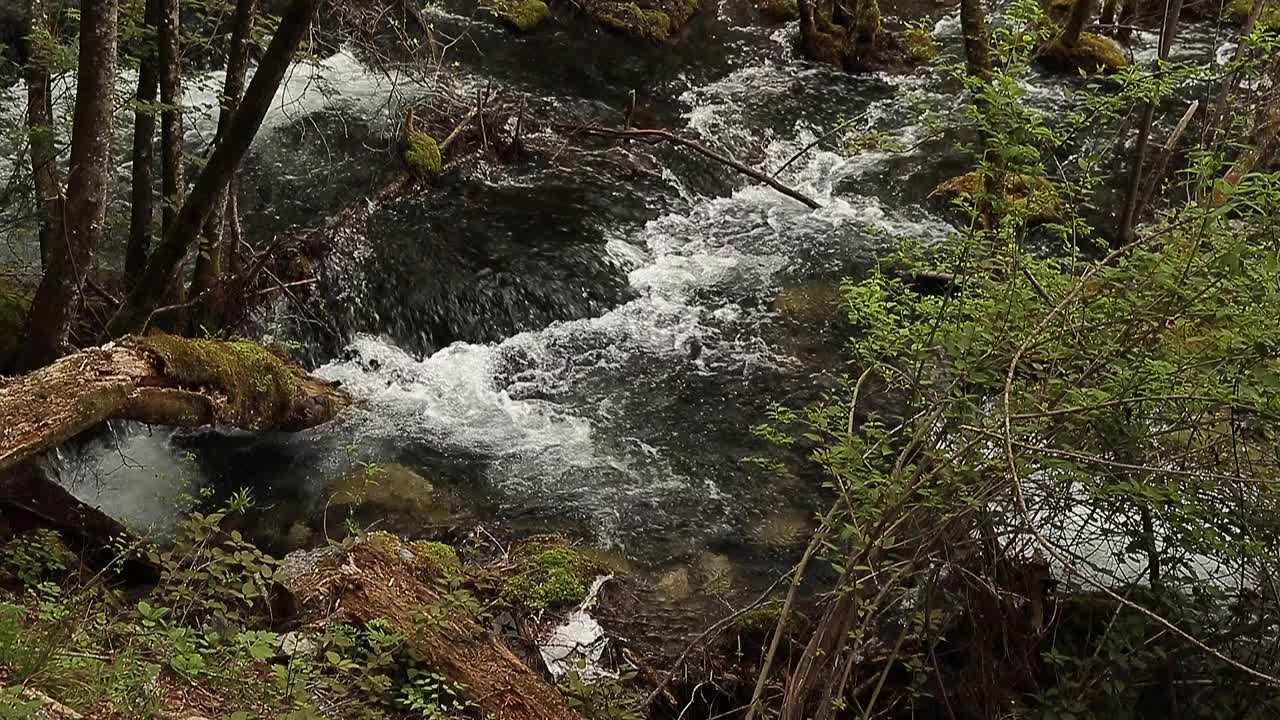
[16,0,118,371]
[125,0,162,289]
[192,0,260,330]
[0,335,348,475]
[104,0,323,340]
[25,0,63,272]
[282,542,584,720]
[1060,0,1094,47]
[159,0,183,239]
[959,0,992,78]
[1116,0,1183,246]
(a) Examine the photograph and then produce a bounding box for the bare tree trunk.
[192,0,260,330]
[125,0,162,289]
[159,0,183,238]
[1116,0,1184,246]
[102,0,368,339]
[25,0,63,271]
[1060,0,1094,47]
[1209,107,1280,207]
[0,335,348,474]
[959,0,992,78]
[16,0,118,371]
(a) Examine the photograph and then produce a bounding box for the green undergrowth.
[0,498,477,720]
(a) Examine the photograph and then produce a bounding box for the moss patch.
[902,27,940,62]
[362,531,463,580]
[754,0,798,22]
[933,171,1062,222]
[487,0,552,30]
[0,287,30,369]
[500,542,597,610]
[1226,0,1280,28]
[404,131,442,177]
[584,0,700,41]
[728,606,813,651]
[132,334,299,430]
[1037,32,1129,74]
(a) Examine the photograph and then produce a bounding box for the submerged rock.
[318,463,454,535]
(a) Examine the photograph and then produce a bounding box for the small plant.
[559,666,644,720]
[1,529,73,587]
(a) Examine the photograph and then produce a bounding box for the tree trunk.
[959,0,992,78]
[125,0,162,289]
[104,0,323,340]
[16,0,118,371]
[282,542,584,720]
[1060,0,1094,47]
[1209,107,1280,207]
[192,0,260,330]
[159,0,183,239]
[25,0,63,272]
[1116,0,1184,246]
[0,334,348,474]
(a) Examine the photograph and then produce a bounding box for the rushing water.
[48,0,1233,621]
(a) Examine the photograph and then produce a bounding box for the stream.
[45,0,1233,636]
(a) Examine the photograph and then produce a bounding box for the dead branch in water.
[567,125,824,210]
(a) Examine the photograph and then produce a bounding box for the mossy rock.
[902,27,940,62]
[404,131,442,177]
[132,334,300,429]
[933,171,1062,222]
[727,606,813,651]
[363,530,463,580]
[749,509,812,548]
[0,287,30,369]
[584,0,700,41]
[1226,0,1280,29]
[1036,32,1129,74]
[327,463,436,516]
[487,0,552,30]
[754,0,798,23]
[500,541,599,610]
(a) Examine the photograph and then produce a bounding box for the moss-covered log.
[0,334,348,474]
[281,539,585,720]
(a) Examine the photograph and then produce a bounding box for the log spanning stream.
[45,0,1229,631]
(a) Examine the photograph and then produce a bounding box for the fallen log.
[281,540,585,720]
[0,334,348,474]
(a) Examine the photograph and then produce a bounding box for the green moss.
[0,288,30,368]
[404,131,442,177]
[902,27,940,62]
[1038,32,1129,73]
[1227,0,1280,28]
[585,0,699,40]
[729,606,813,649]
[934,171,1062,222]
[407,540,462,579]
[132,334,299,430]
[363,532,462,580]
[754,0,798,23]
[500,543,597,610]
[490,0,552,30]
[852,0,881,41]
